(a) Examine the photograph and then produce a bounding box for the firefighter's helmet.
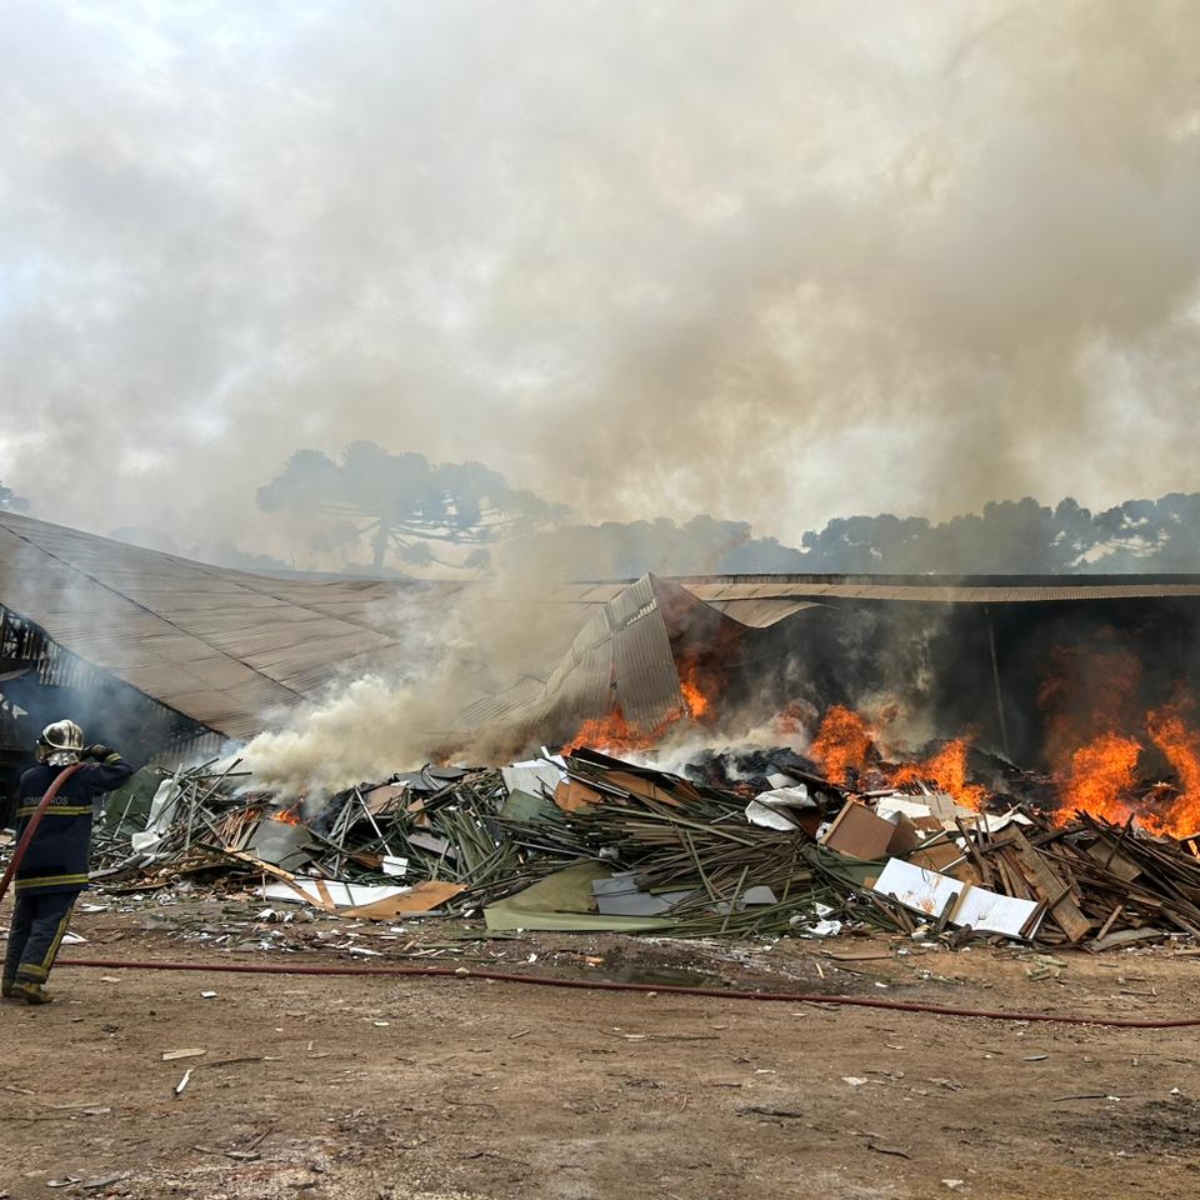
[36,719,84,764]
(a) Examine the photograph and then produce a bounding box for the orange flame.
[1039,641,1142,775]
[1053,731,1141,826]
[892,738,988,812]
[808,705,874,787]
[566,633,1200,838]
[1036,640,1200,835]
[1142,704,1200,837]
[271,804,304,826]
[565,659,714,753]
[566,708,667,755]
[808,706,987,810]
[679,661,710,719]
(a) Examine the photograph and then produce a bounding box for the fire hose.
[0,762,85,906]
[52,957,1200,1029]
[6,764,1200,1029]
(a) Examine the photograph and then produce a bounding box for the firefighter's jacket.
[15,755,134,896]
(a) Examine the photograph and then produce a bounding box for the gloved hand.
[83,743,115,761]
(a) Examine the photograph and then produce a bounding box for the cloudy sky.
[3,1,1199,554]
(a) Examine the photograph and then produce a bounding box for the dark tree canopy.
[502,515,808,581]
[254,451,1200,578]
[798,494,1200,575]
[517,493,1200,581]
[258,443,567,569]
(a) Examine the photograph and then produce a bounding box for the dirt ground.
[3,898,1200,1200]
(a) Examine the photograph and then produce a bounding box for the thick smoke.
[238,559,582,791]
[3,2,1200,552]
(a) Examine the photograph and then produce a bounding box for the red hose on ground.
[55,956,1200,1029]
[0,761,85,905]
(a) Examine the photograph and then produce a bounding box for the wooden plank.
[1084,841,1141,883]
[996,852,1034,901]
[955,820,993,889]
[1095,903,1123,941]
[1002,828,1093,943]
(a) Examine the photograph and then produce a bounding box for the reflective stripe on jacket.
[15,757,134,895]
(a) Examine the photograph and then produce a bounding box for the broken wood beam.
[998,828,1092,943]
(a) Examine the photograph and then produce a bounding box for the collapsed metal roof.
[548,574,1200,606]
[5,510,1200,746]
[458,574,828,737]
[465,572,1200,740]
[0,511,461,741]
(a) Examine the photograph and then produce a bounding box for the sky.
[3,1,1200,557]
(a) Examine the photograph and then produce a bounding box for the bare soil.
[3,899,1200,1199]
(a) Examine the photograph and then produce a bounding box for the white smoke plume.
[238,674,446,795]
[8,2,1200,786]
[238,557,581,792]
[2,2,1200,554]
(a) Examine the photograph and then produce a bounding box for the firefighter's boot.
[11,981,53,1005]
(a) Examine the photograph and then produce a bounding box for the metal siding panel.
[550,641,615,728]
[612,606,680,728]
[459,675,548,728]
[11,509,1200,748]
[680,577,1200,603]
[709,598,823,627]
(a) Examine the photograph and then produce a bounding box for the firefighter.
[2,720,132,1005]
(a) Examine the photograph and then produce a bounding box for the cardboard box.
[908,841,965,874]
[554,779,606,812]
[885,814,921,857]
[821,800,896,861]
[605,771,684,807]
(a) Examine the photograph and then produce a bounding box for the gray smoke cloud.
[3,1,1200,553]
[238,557,584,791]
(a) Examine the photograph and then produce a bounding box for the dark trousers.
[4,890,77,986]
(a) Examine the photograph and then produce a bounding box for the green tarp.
[484,861,679,933]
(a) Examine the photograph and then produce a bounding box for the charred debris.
[66,738,1200,953]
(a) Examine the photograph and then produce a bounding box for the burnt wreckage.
[3,509,1200,817]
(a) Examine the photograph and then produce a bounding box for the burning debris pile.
[60,707,1200,951]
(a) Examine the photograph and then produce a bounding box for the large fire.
[1137,703,1200,837]
[1037,641,1200,837]
[1056,731,1141,827]
[1039,643,1142,775]
[563,636,1200,840]
[808,705,873,786]
[809,705,987,811]
[891,738,988,811]
[680,663,710,719]
[565,659,714,754]
[1049,710,1200,838]
[566,708,667,756]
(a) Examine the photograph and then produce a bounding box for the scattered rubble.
[38,737,1200,954]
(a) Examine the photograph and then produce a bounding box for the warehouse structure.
[4,509,1200,791]
[0,511,462,772]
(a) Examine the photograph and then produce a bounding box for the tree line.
[253,446,1200,577]
[11,446,1200,578]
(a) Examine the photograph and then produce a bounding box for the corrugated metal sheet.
[547,574,1200,607]
[0,511,437,741]
[612,606,681,728]
[679,576,1200,604]
[535,634,611,728]
[9,510,1200,746]
[453,573,684,736]
[457,569,1200,735]
[458,675,548,729]
[693,597,824,628]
